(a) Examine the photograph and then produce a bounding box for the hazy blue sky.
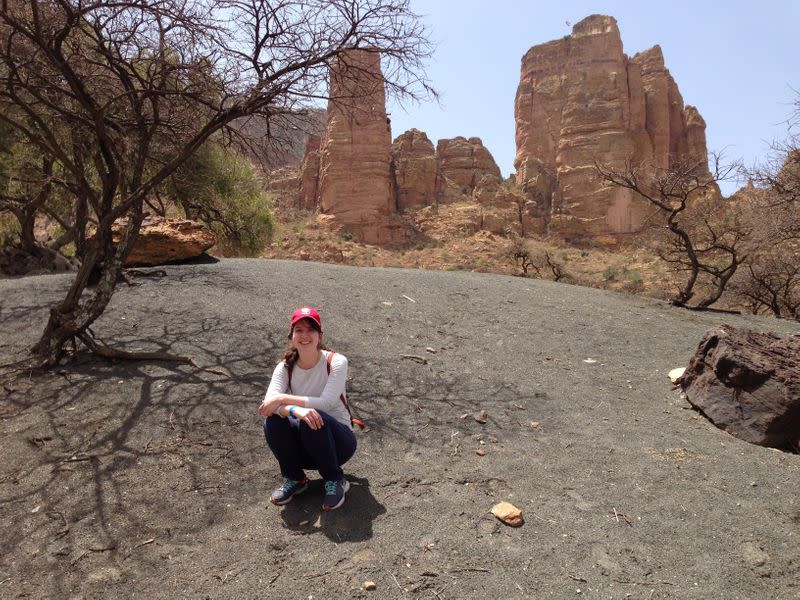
[387,1,799,194]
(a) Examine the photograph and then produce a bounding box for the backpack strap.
[327,351,365,430]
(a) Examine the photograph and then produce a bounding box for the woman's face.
[291,319,321,351]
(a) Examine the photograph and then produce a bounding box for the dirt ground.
[1,259,798,599]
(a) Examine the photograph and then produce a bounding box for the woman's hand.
[258,397,282,417]
[292,406,324,430]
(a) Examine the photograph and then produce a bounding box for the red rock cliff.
[514,15,710,239]
[317,49,402,244]
[391,129,442,210]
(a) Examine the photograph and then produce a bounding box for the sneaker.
[322,478,350,511]
[270,477,309,505]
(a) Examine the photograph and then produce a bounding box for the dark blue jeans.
[263,411,357,482]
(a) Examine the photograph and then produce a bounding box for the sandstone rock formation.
[437,137,502,196]
[298,135,321,210]
[390,129,442,209]
[265,166,300,201]
[514,15,710,239]
[117,215,217,266]
[317,49,402,244]
[680,325,800,451]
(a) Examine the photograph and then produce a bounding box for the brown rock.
[0,245,79,276]
[298,135,321,210]
[116,215,217,266]
[514,14,711,239]
[441,177,470,204]
[437,137,501,196]
[265,167,300,205]
[680,325,800,451]
[491,501,524,527]
[317,49,402,245]
[472,180,540,236]
[391,129,442,209]
[681,106,711,169]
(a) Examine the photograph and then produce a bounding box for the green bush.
[621,268,645,293]
[625,269,643,285]
[168,142,274,256]
[602,265,618,281]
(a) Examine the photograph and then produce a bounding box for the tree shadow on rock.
[278,476,385,542]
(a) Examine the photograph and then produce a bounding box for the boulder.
[0,244,79,276]
[391,128,442,210]
[514,14,712,239]
[680,325,800,451]
[116,215,217,266]
[437,136,502,196]
[317,48,402,245]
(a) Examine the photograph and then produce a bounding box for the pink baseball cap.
[290,306,322,331]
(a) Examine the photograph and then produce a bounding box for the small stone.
[668,367,686,383]
[474,410,488,424]
[491,501,524,527]
[528,421,540,429]
[476,449,486,456]
[363,581,377,591]
[488,436,498,443]
[425,347,438,354]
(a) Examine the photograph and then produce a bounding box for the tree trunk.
[31,203,144,366]
[19,208,37,253]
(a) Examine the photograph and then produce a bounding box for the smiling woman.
[258,307,357,511]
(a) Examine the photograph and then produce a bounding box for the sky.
[386,0,799,195]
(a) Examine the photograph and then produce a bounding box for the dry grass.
[255,201,683,302]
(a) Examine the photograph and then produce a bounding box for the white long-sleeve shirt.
[264,350,352,429]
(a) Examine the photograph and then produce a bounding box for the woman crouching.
[258,307,356,510]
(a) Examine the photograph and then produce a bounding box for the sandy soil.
[1,259,798,599]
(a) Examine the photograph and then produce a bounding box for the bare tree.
[731,97,800,320]
[734,251,800,319]
[0,0,433,366]
[744,94,800,214]
[596,157,746,309]
[509,236,566,282]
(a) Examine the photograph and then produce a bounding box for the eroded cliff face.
[298,135,321,211]
[436,136,502,196]
[390,128,442,209]
[317,49,402,244]
[514,14,710,239]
